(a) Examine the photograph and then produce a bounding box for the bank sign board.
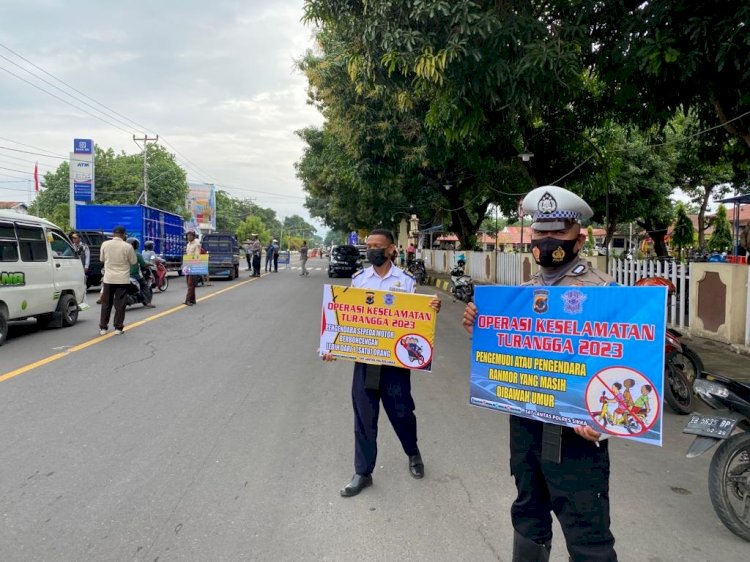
[70,138,94,202]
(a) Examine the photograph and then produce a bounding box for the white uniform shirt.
[351,263,416,294]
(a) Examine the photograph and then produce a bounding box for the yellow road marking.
[0,275,263,384]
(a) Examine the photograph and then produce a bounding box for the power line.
[0,52,141,134]
[0,42,156,135]
[0,64,136,135]
[0,136,61,158]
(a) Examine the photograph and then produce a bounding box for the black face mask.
[367,248,389,267]
[531,237,579,268]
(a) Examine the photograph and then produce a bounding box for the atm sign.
[1,272,25,286]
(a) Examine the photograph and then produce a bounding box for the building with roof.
[0,202,28,214]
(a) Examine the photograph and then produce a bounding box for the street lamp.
[517,151,535,256]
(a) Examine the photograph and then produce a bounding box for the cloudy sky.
[0,0,324,226]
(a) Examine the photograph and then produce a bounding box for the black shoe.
[340,474,372,497]
[409,453,424,479]
[184,301,194,306]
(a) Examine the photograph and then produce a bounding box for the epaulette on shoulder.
[352,269,364,279]
[402,268,416,280]
[587,267,615,286]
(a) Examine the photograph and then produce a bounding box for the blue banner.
[470,285,667,446]
[277,251,290,265]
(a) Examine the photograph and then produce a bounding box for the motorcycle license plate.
[682,413,738,439]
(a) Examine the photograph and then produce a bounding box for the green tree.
[28,145,188,221]
[299,2,605,249]
[236,216,271,246]
[669,112,735,248]
[708,205,733,252]
[671,203,695,260]
[589,1,750,150]
[585,225,596,256]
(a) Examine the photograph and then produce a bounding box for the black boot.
[512,531,551,562]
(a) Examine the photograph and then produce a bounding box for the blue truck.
[76,204,186,273]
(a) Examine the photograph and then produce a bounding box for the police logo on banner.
[562,289,587,314]
[533,289,549,313]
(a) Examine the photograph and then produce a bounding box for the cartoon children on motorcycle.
[597,379,653,431]
[400,336,425,365]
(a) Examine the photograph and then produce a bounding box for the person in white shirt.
[184,231,201,306]
[98,225,137,335]
[323,228,441,498]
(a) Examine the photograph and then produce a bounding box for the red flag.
[33,162,39,192]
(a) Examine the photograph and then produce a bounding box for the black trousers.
[351,363,418,475]
[245,253,252,269]
[99,283,129,330]
[273,255,278,271]
[252,254,261,276]
[509,416,617,562]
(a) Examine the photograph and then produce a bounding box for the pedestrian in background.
[251,235,262,277]
[69,231,90,275]
[272,239,280,272]
[463,185,618,562]
[323,229,441,497]
[265,239,275,272]
[398,245,405,266]
[299,240,309,276]
[244,240,252,271]
[184,231,201,306]
[99,225,136,335]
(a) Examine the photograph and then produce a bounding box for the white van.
[0,210,86,346]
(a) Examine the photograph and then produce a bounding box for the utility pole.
[133,134,159,206]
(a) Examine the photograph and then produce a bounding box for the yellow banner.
[320,284,437,371]
[182,254,209,275]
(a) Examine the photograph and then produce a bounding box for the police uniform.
[509,186,618,562]
[349,264,420,478]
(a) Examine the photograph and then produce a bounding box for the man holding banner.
[463,186,620,562]
[184,231,201,306]
[323,229,441,498]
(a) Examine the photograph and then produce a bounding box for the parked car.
[354,243,368,262]
[0,211,86,346]
[201,232,240,279]
[328,244,362,278]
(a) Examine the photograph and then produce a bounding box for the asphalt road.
[0,258,747,561]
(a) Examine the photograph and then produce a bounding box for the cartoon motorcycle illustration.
[400,336,425,365]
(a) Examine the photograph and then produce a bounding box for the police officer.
[463,186,618,561]
[323,228,441,497]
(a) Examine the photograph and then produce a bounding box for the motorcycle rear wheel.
[708,432,750,542]
[158,276,169,292]
[669,345,704,386]
[664,360,693,414]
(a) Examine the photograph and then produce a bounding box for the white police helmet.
[521,185,593,231]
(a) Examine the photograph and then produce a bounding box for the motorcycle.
[125,267,154,307]
[634,276,703,410]
[148,254,169,292]
[449,259,474,303]
[684,373,750,541]
[664,330,694,414]
[407,258,426,285]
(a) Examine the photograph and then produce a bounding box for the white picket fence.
[609,258,691,328]
[419,249,689,328]
[418,249,521,285]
